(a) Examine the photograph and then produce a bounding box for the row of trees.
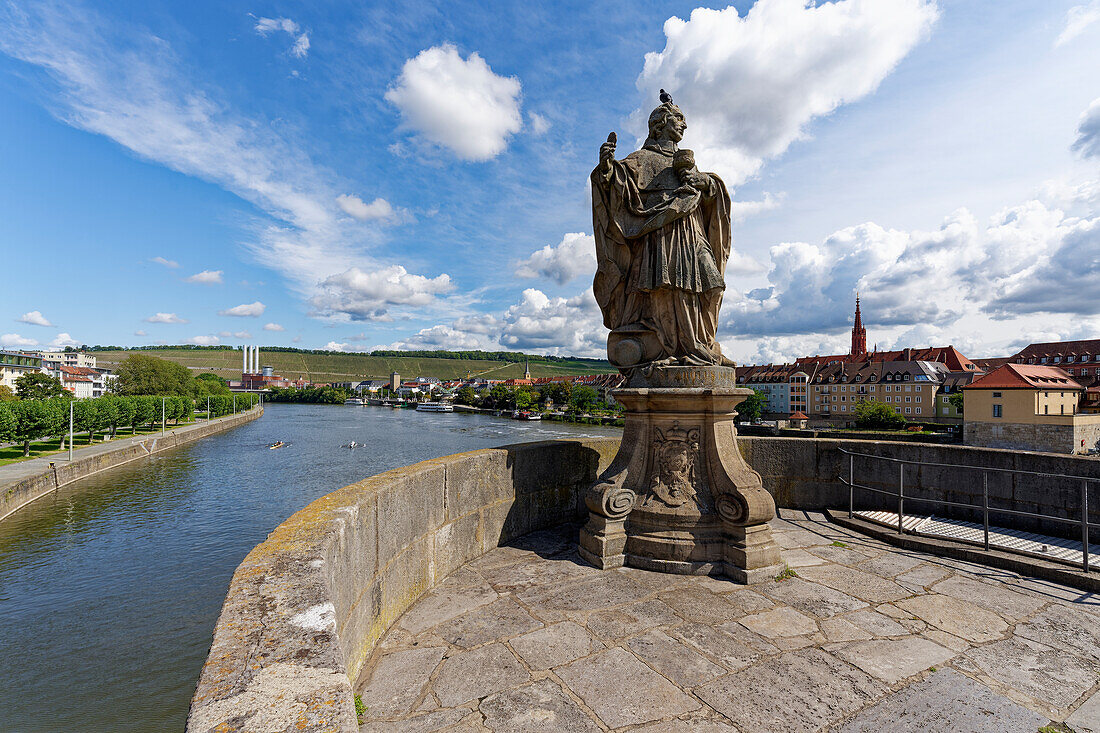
[453,383,608,414]
[113,354,232,398]
[0,393,258,456]
[265,386,352,404]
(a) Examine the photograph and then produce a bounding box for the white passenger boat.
[416,402,454,413]
[343,398,365,405]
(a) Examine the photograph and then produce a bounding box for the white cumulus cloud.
[385,44,523,161]
[49,332,80,348]
[1,333,37,348]
[145,312,189,324]
[335,194,408,223]
[635,0,938,185]
[324,341,351,352]
[263,322,285,331]
[310,266,452,321]
[17,310,53,327]
[387,289,607,358]
[515,232,596,285]
[184,269,224,285]
[134,329,147,337]
[218,301,266,317]
[150,256,179,268]
[185,335,220,346]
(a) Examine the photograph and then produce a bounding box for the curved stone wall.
[187,435,1098,732]
[186,438,618,733]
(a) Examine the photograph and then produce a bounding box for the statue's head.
[647,103,686,144]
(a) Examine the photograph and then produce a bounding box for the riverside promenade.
[0,405,263,522]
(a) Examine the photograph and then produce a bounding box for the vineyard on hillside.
[91,349,616,382]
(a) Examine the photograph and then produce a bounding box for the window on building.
[992,404,1002,417]
[905,396,911,403]
[905,407,911,414]
[1068,356,1076,363]
[1041,357,1048,363]
[1044,405,1049,415]
[992,392,1002,398]
[1054,356,1062,363]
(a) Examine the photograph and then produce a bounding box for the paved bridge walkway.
[355,512,1100,732]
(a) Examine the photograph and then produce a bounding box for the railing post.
[1083,481,1090,573]
[898,463,904,534]
[848,453,854,519]
[982,472,990,551]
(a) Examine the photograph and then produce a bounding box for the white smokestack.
[255,345,260,373]
[251,345,257,373]
[242,345,247,374]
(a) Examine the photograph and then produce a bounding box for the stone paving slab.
[556,647,700,728]
[835,668,1047,732]
[356,516,1100,731]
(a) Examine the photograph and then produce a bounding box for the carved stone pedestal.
[578,366,782,583]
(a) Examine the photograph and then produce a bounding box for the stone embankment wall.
[964,414,1100,454]
[0,407,263,523]
[187,435,1099,733]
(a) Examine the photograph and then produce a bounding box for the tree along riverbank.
[0,393,259,464]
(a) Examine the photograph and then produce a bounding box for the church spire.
[850,294,867,358]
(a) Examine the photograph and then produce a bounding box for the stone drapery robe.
[591,142,732,366]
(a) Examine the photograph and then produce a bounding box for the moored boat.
[416,402,454,413]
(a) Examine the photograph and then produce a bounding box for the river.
[0,403,621,733]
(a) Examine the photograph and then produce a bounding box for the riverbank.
[0,406,263,523]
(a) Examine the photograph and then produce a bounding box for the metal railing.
[837,447,1100,572]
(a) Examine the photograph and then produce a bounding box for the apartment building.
[736,363,814,415]
[0,350,44,390]
[33,350,97,370]
[1006,339,1100,383]
[807,360,958,421]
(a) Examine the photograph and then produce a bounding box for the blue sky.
[1,0,1098,363]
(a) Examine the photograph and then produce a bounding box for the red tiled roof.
[1011,339,1100,361]
[789,411,808,419]
[964,363,1083,390]
[796,345,976,372]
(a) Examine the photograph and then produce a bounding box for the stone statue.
[591,96,734,371]
[579,92,781,584]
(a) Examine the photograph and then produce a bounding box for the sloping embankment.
[0,407,263,523]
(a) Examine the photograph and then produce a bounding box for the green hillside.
[91,349,615,382]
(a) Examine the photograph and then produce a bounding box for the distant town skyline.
[1,0,1097,363]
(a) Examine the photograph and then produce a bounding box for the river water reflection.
[0,403,621,733]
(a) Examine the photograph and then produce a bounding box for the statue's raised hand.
[599,132,616,172]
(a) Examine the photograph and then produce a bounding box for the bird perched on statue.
[659,88,673,105]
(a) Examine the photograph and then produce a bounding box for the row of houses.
[0,350,116,398]
[737,349,974,423]
[345,370,627,405]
